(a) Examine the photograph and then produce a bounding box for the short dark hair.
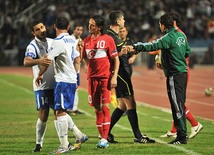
[30,20,43,31]
[55,17,69,29]
[73,23,83,30]
[91,15,105,34]
[169,11,181,27]
[160,13,174,29]
[109,10,124,25]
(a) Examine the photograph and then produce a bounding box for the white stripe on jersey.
[85,49,107,59]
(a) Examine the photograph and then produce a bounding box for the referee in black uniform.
[106,10,155,144]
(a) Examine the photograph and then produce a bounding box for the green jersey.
[134,27,191,77]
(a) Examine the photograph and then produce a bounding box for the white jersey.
[70,34,81,74]
[47,33,80,83]
[25,37,55,91]
[70,34,79,45]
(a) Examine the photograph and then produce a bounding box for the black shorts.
[115,71,134,98]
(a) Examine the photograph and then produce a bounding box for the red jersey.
[83,34,118,79]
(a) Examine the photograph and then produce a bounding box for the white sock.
[57,115,69,149]
[36,118,47,147]
[54,120,61,142]
[66,113,83,140]
[72,90,79,111]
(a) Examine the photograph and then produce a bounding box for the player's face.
[119,27,128,40]
[73,26,83,39]
[32,23,47,40]
[159,22,165,33]
[117,16,125,29]
[88,18,100,35]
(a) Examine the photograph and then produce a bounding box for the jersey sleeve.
[108,36,118,58]
[25,43,38,59]
[47,40,62,60]
[134,34,171,52]
[73,48,80,59]
[185,42,191,58]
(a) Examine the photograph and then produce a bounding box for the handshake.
[121,45,139,55]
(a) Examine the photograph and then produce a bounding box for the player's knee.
[39,109,49,122]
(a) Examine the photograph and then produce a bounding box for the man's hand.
[128,54,137,64]
[35,75,43,87]
[155,54,162,69]
[39,55,51,67]
[123,45,139,55]
[111,76,117,89]
[156,63,163,70]
[124,45,134,52]
[76,40,83,52]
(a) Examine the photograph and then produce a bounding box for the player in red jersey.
[159,12,203,139]
[82,15,120,148]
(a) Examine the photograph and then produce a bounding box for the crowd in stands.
[1,0,214,65]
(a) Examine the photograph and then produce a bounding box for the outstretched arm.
[23,56,52,67]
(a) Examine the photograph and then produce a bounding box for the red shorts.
[88,78,111,106]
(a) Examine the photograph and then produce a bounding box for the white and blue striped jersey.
[47,33,80,83]
[25,37,55,91]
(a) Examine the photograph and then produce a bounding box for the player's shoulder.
[83,35,91,42]
[26,39,37,49]
[46,37,53,41]
[102,34,115,41]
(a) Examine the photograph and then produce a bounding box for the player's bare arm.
[111,55,120,88]
[35,60,49,86]
[81,58,88,73]
[74,56,81,73]
[23,55,52,67]
[118,46,128,56]
[35,65,48,86]
[128,54,137,64]
[76,40,84,52]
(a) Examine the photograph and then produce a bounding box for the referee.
[106,10,155,144]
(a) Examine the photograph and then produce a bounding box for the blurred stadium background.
[1,0,214,67]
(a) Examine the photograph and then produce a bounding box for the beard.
[37,32,47,40]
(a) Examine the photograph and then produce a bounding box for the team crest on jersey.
[88,50,96,59]
[176,37,185,47]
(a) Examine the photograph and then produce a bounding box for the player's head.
[119,26,128,40]
[159,13,174,32]
[169,11,181,27]
[72,23,84,39]
[55,16,70,31]
[30,20,47,40]
[89,15,105,35]
[109,10,125,28]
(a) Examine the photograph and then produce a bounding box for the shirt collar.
[57,33,69,37]
[35,37,46,43]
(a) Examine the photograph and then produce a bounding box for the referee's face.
[117,16,125,29]
[32,23,47,40]
[88,18,100,35]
